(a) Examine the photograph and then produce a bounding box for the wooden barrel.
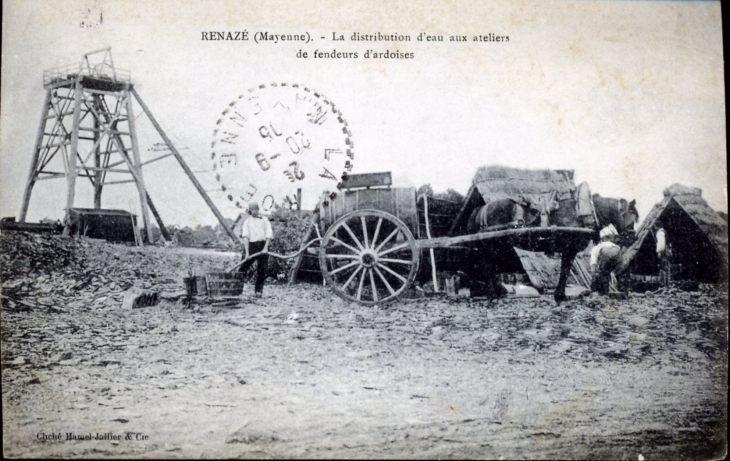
[320,187,419,238]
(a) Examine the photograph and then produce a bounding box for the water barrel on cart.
[321,186,419,238]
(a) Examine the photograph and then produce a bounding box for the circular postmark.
[211,83,354,212]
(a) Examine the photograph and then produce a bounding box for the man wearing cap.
[590,224,622,294]
[239,202,273,297]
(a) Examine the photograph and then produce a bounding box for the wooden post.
[296,188,302,216]
[62,80,84,236]
[126,92,153,243]
[419,194,439,293]
[19,89,52,222]
[93,94,103,209]
[130,87,240,244]
[131,215,140,247]
[109,133,147,247]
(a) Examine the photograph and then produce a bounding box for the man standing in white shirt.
[590,224,622,294]
[655,221,670,287]
[239,202,273,297]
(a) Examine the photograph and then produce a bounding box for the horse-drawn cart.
[312,168,596,305]
[187,167,635,305]
[186,167,637,305]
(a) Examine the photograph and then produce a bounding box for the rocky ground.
[1,231,727,459]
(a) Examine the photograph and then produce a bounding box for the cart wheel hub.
[360,251,377,267]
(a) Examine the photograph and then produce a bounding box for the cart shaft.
[415,226,595,250]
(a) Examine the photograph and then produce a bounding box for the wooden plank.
[77,166,133,173]
[82,87,127,96]
[416,227,595,249]
[45,111,75,119]
[342,172,392,189]
[35,173,67,180]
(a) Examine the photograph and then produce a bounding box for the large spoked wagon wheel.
[319,209,420,305]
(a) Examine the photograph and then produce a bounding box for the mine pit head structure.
[18,48,238,245]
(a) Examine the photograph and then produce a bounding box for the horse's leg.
[555,241,580,304]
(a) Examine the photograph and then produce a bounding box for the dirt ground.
[1,233,727,459]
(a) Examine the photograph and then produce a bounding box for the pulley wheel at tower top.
[319,210,419,305]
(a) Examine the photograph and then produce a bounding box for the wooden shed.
[68,208,139,243]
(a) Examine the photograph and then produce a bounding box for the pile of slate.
[364,286,728,368]
[490,286,729,365]
[0,231,231,313]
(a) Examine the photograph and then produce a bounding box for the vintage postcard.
[1,0,726,459]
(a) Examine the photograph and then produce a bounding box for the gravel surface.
[1,232,727,459]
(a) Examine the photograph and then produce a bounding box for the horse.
[466,198,540,233]
[553,195,639,303]
[465,197,585,303]
[464,194,639,303]
[591,195,639,235]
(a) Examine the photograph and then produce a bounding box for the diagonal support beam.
[130,87,240,244]
[144,192,171,242]
[62,80,84,236]
[125,92,153,243]
[19,89,53,222]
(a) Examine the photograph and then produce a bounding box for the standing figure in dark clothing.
[239,202,273,297]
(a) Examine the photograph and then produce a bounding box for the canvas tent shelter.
[620,184,728,283]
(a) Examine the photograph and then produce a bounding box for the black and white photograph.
[1,0,727,458]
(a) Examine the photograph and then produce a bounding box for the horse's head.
[592,194,639,237]
[623,199,639,231]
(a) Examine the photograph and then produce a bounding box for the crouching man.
[590,224,622,294]
[239,202,273,297]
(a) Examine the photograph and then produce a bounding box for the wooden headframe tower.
[18,48,239,244]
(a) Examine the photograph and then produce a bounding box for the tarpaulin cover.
[472,166,576,208]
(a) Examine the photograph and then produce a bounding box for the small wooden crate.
[204,272,245,298]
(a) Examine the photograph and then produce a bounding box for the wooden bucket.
[183,276,209,297]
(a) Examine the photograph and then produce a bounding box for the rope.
[227,237,322,273]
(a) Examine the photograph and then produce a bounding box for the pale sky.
[1,0,726,229]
